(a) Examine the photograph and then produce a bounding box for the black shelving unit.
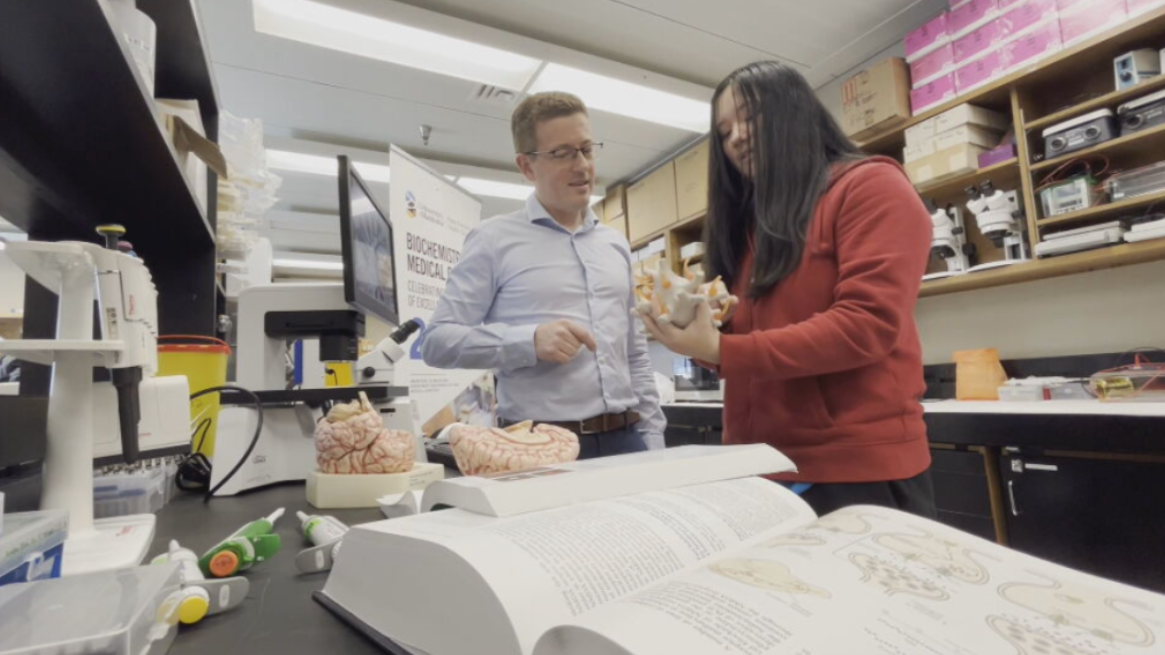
[0,0,220,396]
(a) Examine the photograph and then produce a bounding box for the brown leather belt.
[502,411,640,436]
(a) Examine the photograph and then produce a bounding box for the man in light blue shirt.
[421,92,665,457]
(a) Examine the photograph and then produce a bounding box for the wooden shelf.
[1031,121,1165,172]
[0,2,215,249]
[857,6,1165,153]
[919,237,1165,297]
[631,211,706,250]
[1025,76,1165,132]
[1037,189,1165,228]
[916,159,1020,199]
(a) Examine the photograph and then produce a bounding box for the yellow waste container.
[158,335,231,456]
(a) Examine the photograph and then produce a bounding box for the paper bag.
[954,348,1007,400]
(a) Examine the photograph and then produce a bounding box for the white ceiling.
[195,0,945,264]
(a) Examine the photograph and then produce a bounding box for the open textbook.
[318,460,1164,655]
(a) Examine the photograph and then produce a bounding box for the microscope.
[922,198,974,280]
[209,284,424,496]
[0,225,183,574]
[964,181,1030,271]
[210,156,431,497]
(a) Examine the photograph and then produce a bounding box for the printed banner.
[388,146,491,431]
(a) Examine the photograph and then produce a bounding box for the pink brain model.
[315,392,415,474]
[449,421,580,476]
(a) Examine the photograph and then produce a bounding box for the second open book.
[318,445,1164,655]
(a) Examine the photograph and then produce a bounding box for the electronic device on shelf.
[1124,213,1165,243]
[1117,89,1165,135]
[1114,49,1161,90]
[1035,221,1127,258]
[1042,110,1118,159]
[1039,175,1104,218]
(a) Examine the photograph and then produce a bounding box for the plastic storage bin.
[1106,161,1165,201]
[94,467,167,519]
[0,563,182,655]
[0,511,68,588]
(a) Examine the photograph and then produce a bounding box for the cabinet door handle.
[1008,480,1021,516]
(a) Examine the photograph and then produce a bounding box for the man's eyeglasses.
[523,143,603,161]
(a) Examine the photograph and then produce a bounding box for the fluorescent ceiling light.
[254,0,543,90]
[272,258,344,271]
[266,150,391,184]
[529,64,708,133]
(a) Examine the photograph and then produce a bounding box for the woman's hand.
[639,301,722,364]
[711,295,739,326]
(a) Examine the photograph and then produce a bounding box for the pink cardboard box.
[1002,19,1063,70]
[1059,0,1128,45]
[911,74,958,114]
[905,12,950,60]
[954,19,1008,62]
[955,49,1008,92]
[950,0,1000,36]
[911,44,956,85]
[999,0,1059,35]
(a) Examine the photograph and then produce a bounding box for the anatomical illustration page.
[382,477,816,655]
[536,506,1165,655]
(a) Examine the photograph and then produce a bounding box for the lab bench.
[155,484,395,655]
[662,400,1165,593]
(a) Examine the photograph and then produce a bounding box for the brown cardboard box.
[602,185,626,223]
[841,58,912,141]
[156,99,227,214]
[626,162,678,243]
[608,214,629,240]
[674,139,709,220]
[905,143,988,186]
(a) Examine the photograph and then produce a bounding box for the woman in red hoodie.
[641,61,936,517]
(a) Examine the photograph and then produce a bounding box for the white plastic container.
[93,468,167,519]
[0,511,68,588]
[105,0,157,96]
[0,563,182,655]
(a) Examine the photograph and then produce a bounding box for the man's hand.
[535,320,598,364]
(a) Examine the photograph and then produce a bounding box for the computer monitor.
[338,155,399,326]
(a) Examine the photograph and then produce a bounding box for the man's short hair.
[511,92,588,154]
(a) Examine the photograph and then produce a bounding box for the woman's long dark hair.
[705,61,864,298]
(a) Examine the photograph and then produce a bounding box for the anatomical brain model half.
[448,421,579,476]
[635,259,737,329]
[315,391,415,474]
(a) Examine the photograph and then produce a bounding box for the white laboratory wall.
[0,249,25,316]
[916,261,1165,364]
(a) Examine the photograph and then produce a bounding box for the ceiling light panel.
[529,63,709,133]
[253,0,543,90]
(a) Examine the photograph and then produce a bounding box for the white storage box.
[0,564,182,655]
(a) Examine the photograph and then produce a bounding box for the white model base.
[62,514,155,576]
[306,463,445,509]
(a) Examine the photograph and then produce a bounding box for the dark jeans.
[796,468,937,519]
[577,425,649,460]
